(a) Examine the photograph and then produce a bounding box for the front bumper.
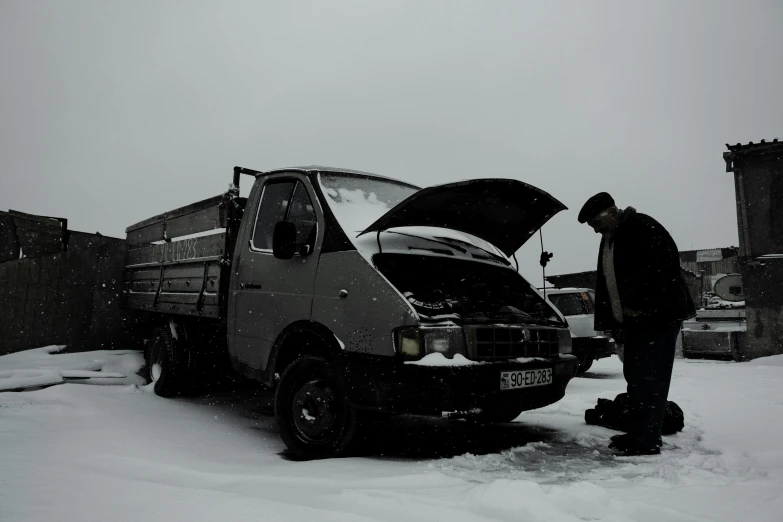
[572,337,614,360]
[339,353,579,416]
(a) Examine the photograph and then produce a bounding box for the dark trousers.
[623,322,681,446]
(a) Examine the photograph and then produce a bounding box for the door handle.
[241,283,263,290]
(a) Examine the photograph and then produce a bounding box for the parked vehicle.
[681,309,746,361]
[123,166,578,458]
[542,287,613,374]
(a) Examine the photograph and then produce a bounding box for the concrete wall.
[741,258,783,358]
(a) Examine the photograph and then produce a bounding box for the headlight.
[395,328,422,358]
[394,327,465,359]
[557,328,572,354]
[426,337,450,354]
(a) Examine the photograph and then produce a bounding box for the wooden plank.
[126,263,220,290]
[126,195,224,232]
[124,222,165,248]
[0,262,13,354]
[65,255,95,350]
[0,213,20,263]
[166,206,224,239]
[9,210,66,258]
[19,260,38,349]
[125,233,226,267]
[26,258,45,349]
[46,254,66,349]
[125,195,226,247]
[158,268,221,294]
[34,255,60,347]
[125,293,220,318]
[60,255,84,350]
[6,261,24,353]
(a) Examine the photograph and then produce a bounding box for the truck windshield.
[319,173,419,235]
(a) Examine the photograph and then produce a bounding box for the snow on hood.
[353,226,513,267]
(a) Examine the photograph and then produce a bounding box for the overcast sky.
[1,0,781,280]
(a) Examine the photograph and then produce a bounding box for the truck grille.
[471,327,559,359]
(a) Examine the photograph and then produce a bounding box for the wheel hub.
[292,379,340,443]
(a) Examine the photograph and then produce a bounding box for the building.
[724,139,783,359]
[545,249,735,307]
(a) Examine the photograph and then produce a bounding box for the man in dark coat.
[578,193,695,456]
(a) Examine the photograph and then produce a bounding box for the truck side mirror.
[273,221,297,259]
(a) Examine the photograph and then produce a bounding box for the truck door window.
[287,182,317,252]
[251,180,296,251]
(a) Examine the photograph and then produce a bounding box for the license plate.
[500,368,552,390]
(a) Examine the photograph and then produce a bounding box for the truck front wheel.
[274,356,358,459]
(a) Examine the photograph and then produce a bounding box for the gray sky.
[1,0,781,281]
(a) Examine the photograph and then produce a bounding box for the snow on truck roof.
[539,287,592,294]
[266,166,421,190]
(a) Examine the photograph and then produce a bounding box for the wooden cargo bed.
[122,192,245,319]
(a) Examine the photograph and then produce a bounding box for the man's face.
[587,207,620,236]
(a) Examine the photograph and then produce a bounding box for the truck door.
[230,174,321,371]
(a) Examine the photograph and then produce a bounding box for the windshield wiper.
[386,231,468,253]
[433,236,509,266]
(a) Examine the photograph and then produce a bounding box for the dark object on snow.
[608,433,662,456]
[584,392,684,435]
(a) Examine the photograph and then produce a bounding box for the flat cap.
[578,192,615,223]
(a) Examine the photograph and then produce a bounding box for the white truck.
[542,287,614,374]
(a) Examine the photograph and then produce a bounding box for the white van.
[542,288,614,374]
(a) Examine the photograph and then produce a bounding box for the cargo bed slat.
[126,195,226,247]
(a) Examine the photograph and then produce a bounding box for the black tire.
[576,355,594,375]
[145,325,189,397]
[274,356,358,459]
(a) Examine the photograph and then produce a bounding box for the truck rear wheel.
[274,356,358,459]
[146,325,188,397]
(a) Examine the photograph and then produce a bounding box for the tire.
[576,355,594,375]
[274,356,358,459]
[145,325,189,397]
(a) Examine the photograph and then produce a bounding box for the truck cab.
[123,166,578,458]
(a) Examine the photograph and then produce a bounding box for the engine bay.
[373,254,564,325]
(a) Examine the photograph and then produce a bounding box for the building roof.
[678,247,738,262]
[724,139,783,171]
[725,139,781,153]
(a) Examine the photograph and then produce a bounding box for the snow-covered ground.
[2,347,782,522]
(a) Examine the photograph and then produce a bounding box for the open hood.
[359,178,567,256]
